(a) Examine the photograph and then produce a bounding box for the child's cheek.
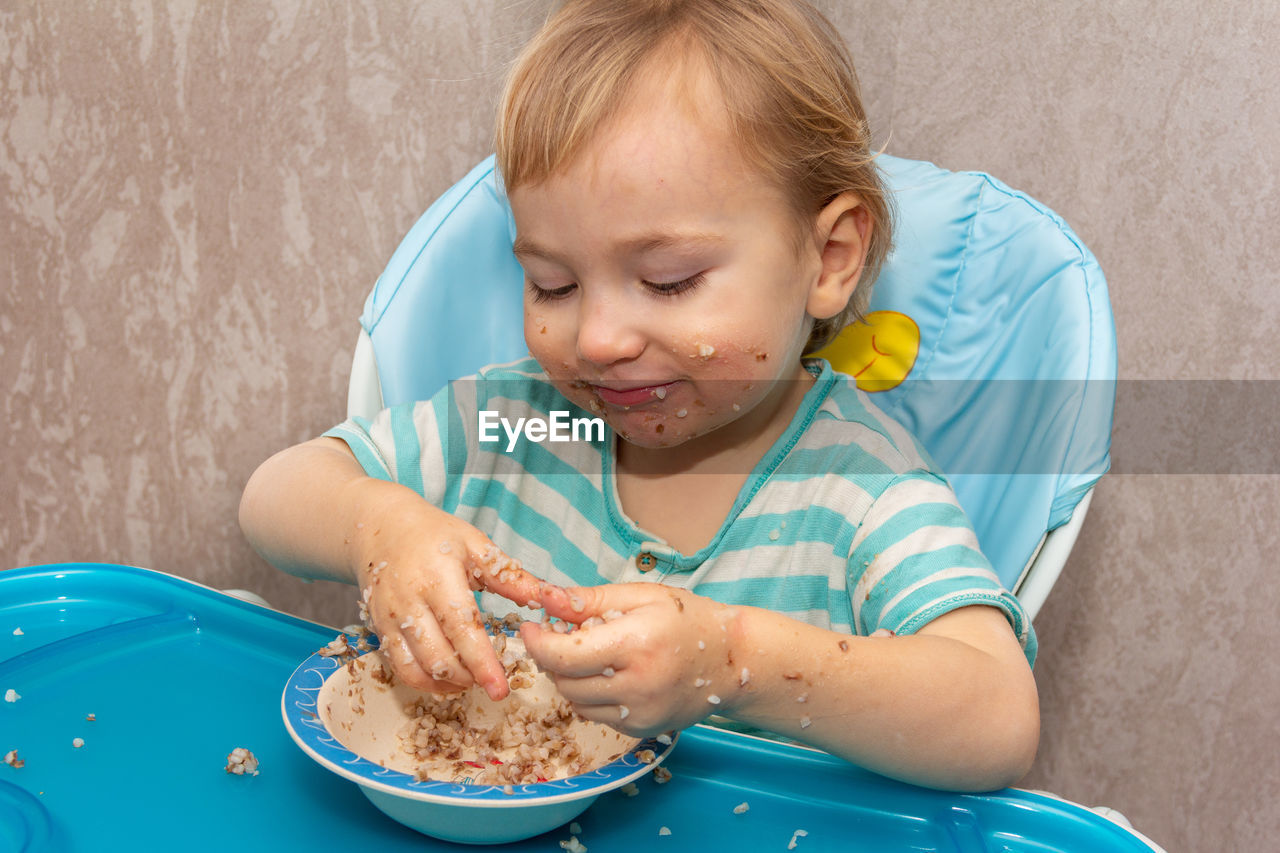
[678,336,774,384]
[523,312,550,348]
[524,314,572,376]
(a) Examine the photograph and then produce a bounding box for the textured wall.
[3,1,1277,848]
[1,0,542,618]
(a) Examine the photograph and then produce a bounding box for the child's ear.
[807,192,872,320]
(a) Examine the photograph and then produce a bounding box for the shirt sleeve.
[322,382,466,510]
[848,470,1037,665]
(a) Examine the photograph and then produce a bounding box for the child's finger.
[384,630,470,693]
[568,700,644,735]
[483,565,561,610]
[437,600,513,701]
[403,546,515,700]
[545,672,622,706]
[394,611,476,688]
[465,542,559,609]
[518,619,621,678]
[412,572,512,700]
[538,582,663,623]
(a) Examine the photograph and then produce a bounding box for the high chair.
[346,154,1116,620]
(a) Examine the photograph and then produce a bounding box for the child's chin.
[610,416,715,450]
[614,429,679,449]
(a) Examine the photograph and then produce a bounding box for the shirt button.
[636,552,657,572]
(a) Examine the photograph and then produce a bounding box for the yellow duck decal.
[812,311,920,392]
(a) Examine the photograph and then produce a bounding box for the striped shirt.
[326,357,1035,664]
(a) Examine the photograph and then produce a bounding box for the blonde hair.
[496,0,893,352]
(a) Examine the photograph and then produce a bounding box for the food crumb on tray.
[225,747,260,776]
[4,749,23,769]
[658,825,671,836]
[558,836,588,852]
[733,801,750,814]
[787,828,809,849]
[4,689,19,703]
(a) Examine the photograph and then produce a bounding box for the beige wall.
[3,2,1277,848]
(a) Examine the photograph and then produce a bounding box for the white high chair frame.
[346,327,1088,622]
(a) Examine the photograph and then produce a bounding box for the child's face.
[507,61,828,449]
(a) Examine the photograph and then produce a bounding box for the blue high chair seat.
[347,154,1116,619]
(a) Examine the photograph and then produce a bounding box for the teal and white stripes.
[324,357,1035,664]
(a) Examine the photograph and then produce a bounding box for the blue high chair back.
[347,154,1116,619]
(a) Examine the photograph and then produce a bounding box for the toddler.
[240,0,1038,792]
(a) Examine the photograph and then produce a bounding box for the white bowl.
[281,635,677,845]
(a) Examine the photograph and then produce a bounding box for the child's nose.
[575,290,645,367]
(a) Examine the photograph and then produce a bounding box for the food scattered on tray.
[4,749,23,768]
[72,738,84,748]
[4,688,19,703]
[225,747,260,776]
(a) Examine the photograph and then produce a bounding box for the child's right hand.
[350,494,551,701]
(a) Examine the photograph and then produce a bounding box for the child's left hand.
[519,583,742,735]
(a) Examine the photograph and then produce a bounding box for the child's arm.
[239,437,550,700]
[520,583,1038,792]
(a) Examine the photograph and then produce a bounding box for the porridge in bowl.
[321,633,640,785]
[283,625,678,843]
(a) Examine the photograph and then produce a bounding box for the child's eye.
[526,280,577,303]
[642,272,707,296]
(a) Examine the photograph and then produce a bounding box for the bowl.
[281,632,677,845]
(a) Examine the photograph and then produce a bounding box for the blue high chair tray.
[1,564,1152,852]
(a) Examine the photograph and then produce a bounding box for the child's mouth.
[590,381,678,408]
